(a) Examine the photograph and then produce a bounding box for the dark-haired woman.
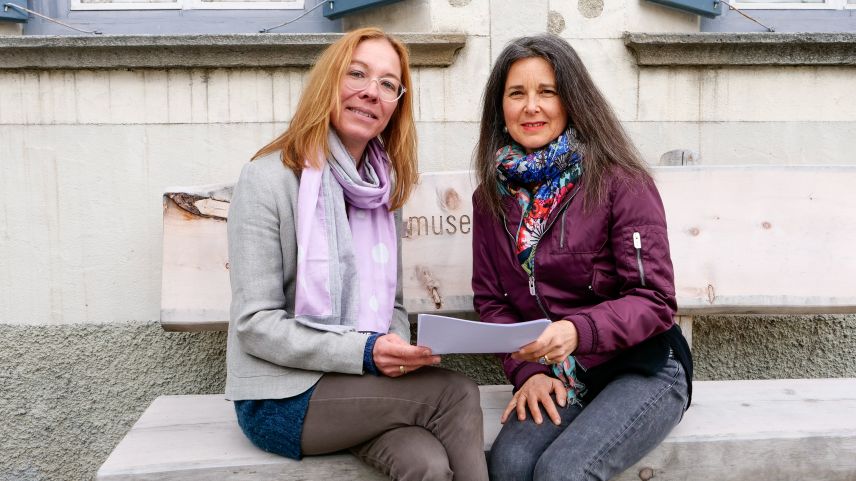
[472,34,693,481]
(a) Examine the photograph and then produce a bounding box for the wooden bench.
[98,165,856,480]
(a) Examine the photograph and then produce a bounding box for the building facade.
[1,0,855,479]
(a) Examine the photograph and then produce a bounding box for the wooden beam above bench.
[160,166,856,331]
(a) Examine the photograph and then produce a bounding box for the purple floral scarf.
[496,128,583,276]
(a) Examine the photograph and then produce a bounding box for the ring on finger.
[538,356,548,365]
[399,365,406,374]
[544,354,551,364]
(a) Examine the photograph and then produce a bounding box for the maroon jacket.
[472,175,677,390]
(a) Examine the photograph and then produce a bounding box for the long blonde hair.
[253,27,418,211]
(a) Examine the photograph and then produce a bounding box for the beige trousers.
[301,366,489,481]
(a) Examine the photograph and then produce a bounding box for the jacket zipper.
[633,231,646,287]
[528,266,550,320]
[530,264,586,370]
[502,187,582,320]
[560,211,566,248]
[502,187,587,370]
[501,212,551,320]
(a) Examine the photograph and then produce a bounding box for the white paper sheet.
[416,314,550,355]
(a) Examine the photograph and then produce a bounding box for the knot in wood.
[638,467,655,481]
[440,188,462,211]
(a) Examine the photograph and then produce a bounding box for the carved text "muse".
[405,215,472,237]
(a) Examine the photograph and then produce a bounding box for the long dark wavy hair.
[475,34,650,217]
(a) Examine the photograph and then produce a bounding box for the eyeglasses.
[344,69,406,102]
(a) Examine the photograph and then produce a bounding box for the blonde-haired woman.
[226,28,489,481]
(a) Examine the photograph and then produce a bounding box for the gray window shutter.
[1,0,29,22]
[645,0,722,18]
[323,0,404,19]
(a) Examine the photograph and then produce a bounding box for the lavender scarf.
[295,130,397,333]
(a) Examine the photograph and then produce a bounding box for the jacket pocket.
[632,231,646,287]
[621,225,675,295]
[589,268,620,299]
[551,209,609,255]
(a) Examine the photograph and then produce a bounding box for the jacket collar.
[500,180,584,241]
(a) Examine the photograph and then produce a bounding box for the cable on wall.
[259,0,330,33]
[2,2,102,34]
[719,0,776,32]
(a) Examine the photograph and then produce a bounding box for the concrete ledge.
[624,33,856,66]
[0,33,466,70]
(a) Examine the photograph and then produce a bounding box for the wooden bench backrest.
[161,166,856,331]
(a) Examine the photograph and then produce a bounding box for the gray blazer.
[225,152,410,401]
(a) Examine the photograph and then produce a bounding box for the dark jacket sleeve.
[568,176,678,356]
[471,192,550,389]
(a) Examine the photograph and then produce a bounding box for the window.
[732,0,854,9]
[26,0,397,35]
[70,0,303,11]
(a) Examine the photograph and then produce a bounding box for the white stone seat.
[97,379,856,481]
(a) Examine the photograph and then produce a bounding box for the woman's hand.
[372,333,441,377]
[512,320,578,365]
[501,374,568,425]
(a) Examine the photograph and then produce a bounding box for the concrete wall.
[0,323,226,481]
[2,0,856,479]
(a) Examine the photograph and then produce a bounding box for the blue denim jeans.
[488,355,689,481]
